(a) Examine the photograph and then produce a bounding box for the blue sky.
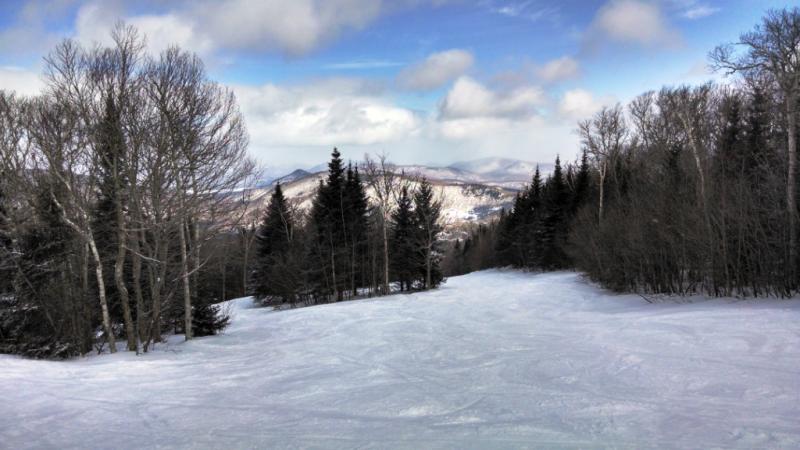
[0,0,793,173]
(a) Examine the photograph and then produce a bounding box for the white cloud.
[588,0,681,49]
[74,1,213,56]
[536,56,580,83]
[193,0,383,57]
[0,66,45,96]
[682,5,719,20]
[233,78,420,163]
[8,0,452,59]
[398,49,474,91]
[439,76,545,120]
[558,89,608,121]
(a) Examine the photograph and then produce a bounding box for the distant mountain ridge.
[251,157,553,227]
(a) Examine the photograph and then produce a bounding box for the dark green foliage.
[2,181,88,358]
[413,178,444,288]
[251,183,303,304]
[540,156,571,269]
[491,156,588,273]
[90,95,130,324]
[309,149,350,301]
[344,165,370,296]
[191,302,230,337]
[391,186,417,291]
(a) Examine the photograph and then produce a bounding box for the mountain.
[448,157,553,184]
[272,169,311,186]
[245,158,555,228]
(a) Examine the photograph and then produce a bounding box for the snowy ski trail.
[1,270,799,449]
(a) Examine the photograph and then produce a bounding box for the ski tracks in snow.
[1,270,799,448]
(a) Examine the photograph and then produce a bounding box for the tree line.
[0,26,447,358]
[450,8,800,298]
[249,149,444,306]
[0,25,254,358]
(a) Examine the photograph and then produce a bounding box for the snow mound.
[1,270,799,448]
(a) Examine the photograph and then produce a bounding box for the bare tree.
[579,105,627,224]
[711,7,800,283]
[363,153,399,295]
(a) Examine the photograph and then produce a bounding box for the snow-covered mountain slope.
[449,157,554,183]
[2,270,798,449]
[246,170,517,225]
[244,158,563,226]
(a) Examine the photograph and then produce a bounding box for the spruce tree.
[517,167,543,268]
[570,151,591,216]
[252,183,300,304]
[90,95,131,339]
[413,178,444,288]
[541,156,570,269]
[344,165,369,296]
[391,186,416,291]
[310,148,349,301]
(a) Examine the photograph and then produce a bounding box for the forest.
[2,8,800,359]
[451,8,800,299]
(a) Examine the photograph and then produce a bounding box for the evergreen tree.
[6,180,83,358]
[310,148,349,301]
[494,207,515,266]
[413,178,444,288]
[391,186,416,291]
[251,183,301,304]
[191,303,230,337]
[521,166,544,267]
[570,151,591,216]
[540,156,570,269]
[90,95,130,331]
[344,165,369,296]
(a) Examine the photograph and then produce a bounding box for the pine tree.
[570,151,591,217]
[494,207,515,266]
[413,178,444,288]
[344,164,369,296]
[540,156,570,269]
[191,303,230,337]
[391,186,416,291]
[7,180,81,358]
[251,183,301,304]
[310,148,349,301]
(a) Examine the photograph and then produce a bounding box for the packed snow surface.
[2,271,799,449]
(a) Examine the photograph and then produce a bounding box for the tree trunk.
[598,163,606,224]
[131,229,144,352]
[382,216,389,295]
[179,217,193,340]
[89,236,117,353]
[115,225,136,351]
[426,243,432,289]
[242,228,251,297]
[113,190,136,351]
[787,104,797,288]
[331,242,340,301]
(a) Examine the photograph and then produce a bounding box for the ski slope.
[2,270,799,448]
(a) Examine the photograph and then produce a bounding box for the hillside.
[248,158,553,226]
[3,270,798,448]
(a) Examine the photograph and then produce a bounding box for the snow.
[2,270,799,448]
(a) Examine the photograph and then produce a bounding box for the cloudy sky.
[0,0,787,173]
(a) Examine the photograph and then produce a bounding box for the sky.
[0,0,793,174]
